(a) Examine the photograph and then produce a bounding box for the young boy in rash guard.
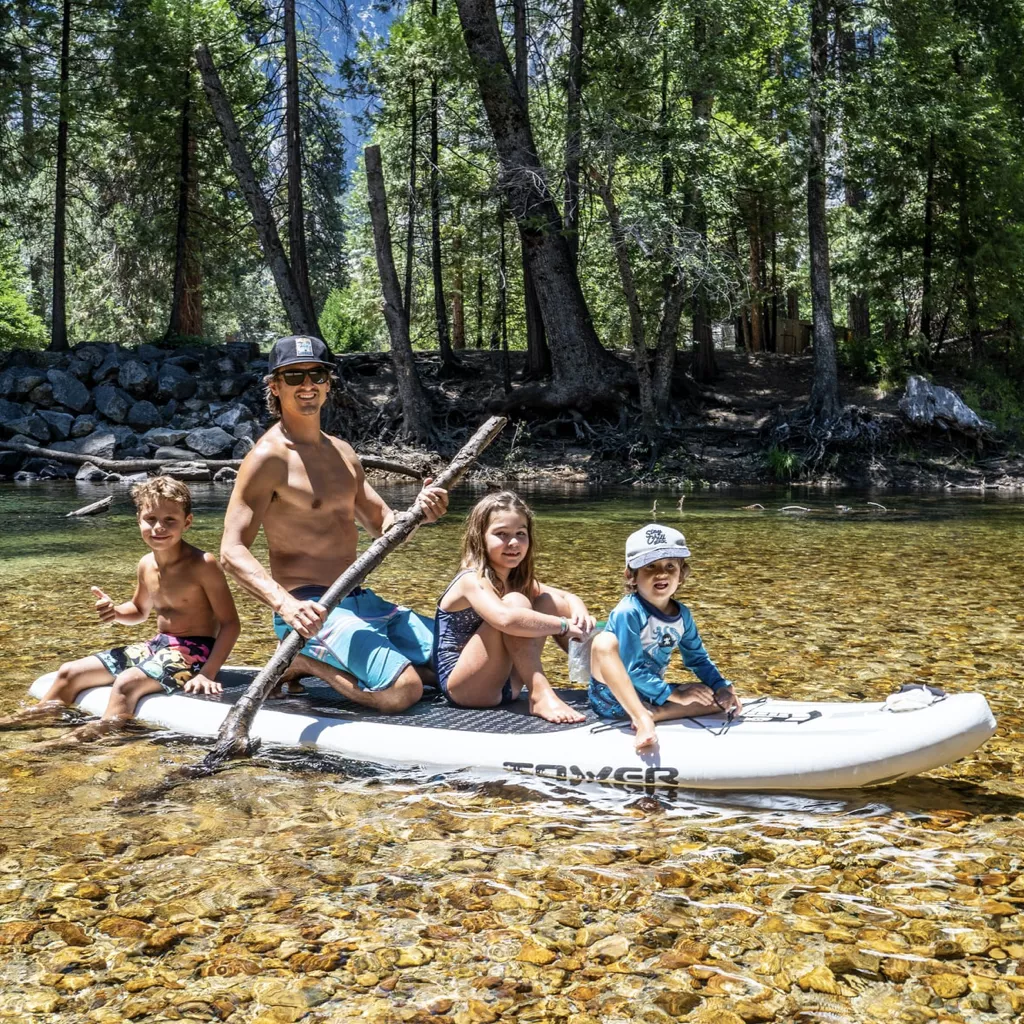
[589,524,742,753]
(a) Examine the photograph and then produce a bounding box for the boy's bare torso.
[260,427,361,592]
[142,543,219,636]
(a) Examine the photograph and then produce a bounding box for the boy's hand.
[714,685,743,718]
[91,586,116,623]
[184,674,223,695]
[676,682,718,708]
[279,595,327,639]
[633,712,659,753]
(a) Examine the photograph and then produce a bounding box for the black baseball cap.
[268,335,333,373]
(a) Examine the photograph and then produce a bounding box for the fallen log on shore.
[0,440,423,479]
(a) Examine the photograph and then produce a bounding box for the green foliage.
[0,244,46,350]
[320,288,374,353]
[960,362,1024,440]
[766,445,802,481]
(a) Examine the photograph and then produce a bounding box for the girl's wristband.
[558,617,569,636]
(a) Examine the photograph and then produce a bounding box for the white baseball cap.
[626,523,691,569]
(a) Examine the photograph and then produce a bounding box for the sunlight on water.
[1,481,1023,1022]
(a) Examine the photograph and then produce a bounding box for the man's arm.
[346,440,448,537]
[220,444,289,612]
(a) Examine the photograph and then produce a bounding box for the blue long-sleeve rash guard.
[603,592,729,705]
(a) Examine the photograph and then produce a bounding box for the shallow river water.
[1,482,1023,1024]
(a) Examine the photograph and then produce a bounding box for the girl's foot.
[528,690,586,724]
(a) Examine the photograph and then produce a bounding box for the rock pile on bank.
[0,342,267,481]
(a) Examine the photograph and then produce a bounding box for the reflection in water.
[1,483,1023,1021]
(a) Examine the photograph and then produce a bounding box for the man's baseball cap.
[267,335,333,373]
[625,523,691,569]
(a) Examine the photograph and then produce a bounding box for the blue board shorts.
[273,585,434,692]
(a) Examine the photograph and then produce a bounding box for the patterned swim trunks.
[95,634,215,694]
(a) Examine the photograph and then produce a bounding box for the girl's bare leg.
[0,656,113,728]
[495,589,585,724]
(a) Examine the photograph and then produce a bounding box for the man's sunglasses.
[276,367,330,386]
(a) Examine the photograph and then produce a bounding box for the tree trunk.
[429,2,457,372]
[747,200,763,351]
[563,0,584,268]
[404,80,417,327]
[595,168,656,434]
[49,0,71,352]
[806,0,840,419]
[167,66,203,340]
[452,213,466,349]
[689,11,716,382]
[513,0,551,381]
[959,159,981,357]
[454,0,620,406]
[17,0,44,316]
[195,44,318,336]
[922,131,936,344]
[839,21,870,342]
[284,0,316,329]
[652,39,679,415]
[498,203,511,390]
[476,201,485,348]
[365,145,434,443]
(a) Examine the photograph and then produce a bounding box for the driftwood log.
[200,414,508,768]
[66,495,114,517]
[0,441,422,479]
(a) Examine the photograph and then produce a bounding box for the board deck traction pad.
[206,668,601,735]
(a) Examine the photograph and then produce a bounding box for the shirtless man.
[220,335,448,712]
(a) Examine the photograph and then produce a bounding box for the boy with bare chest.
[2,477,240,735]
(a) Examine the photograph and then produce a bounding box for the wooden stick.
[66,495,114,517]
[0,440,422,479]
[201,415,507,767]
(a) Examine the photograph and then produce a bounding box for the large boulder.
[27,382,54,407]
[70,344,106,369]
[93,350,128,383]
[136,344,165,362]
[3,414,50,443]
[185,426,234,459]
[232,437,255,459]
[0,398,25,422]
[47,369,91,412]
[899,375,994,438]
[75,462,109,482]
[214,405,252,431]
[64,356,93,379]
[93,384,132,424]
[78,432,118,460]
[141,427,188,447]
[70,414,97,438]
[0,450,22,476]
[0,367,46,398]
[118,359,156,396]
[156,363,198,401]
[154,445,198,461]
[217,373,254,400]
[127,400,162,431]
[38,410,74,441]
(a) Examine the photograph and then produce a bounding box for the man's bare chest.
[271,452,356,517]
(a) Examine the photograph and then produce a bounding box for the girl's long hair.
[460,491,536,596]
